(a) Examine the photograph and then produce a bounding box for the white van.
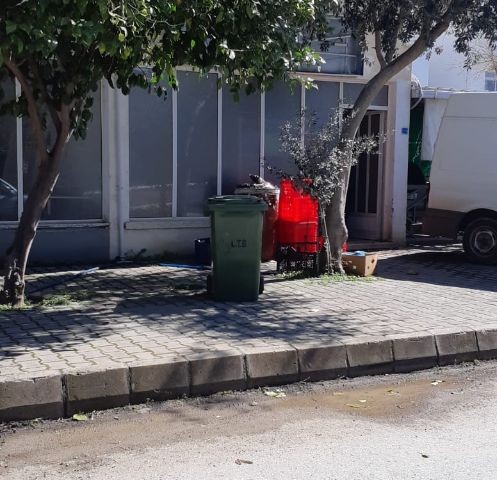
[423,92,497,264]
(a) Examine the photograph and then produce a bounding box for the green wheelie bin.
[207,195,267,301]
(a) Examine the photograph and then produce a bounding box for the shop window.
[305,81,340,133]
[0,79,18,221]
[299,17,363,76]
[222,87,261,194]
[485,72,497,92]
[129,83,173,218]
[177,72,218,217]
[23,89,103,220]
[264,82,301,183]
[343,84,389,107]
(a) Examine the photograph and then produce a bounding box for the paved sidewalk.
[1,243,497,419]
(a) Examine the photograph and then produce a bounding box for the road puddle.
[277,376,458,419]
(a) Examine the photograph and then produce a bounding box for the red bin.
[234,185,279,262]
[276,180,320,253]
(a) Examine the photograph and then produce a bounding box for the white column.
[385,79,411,244]
[102,83,129,260]
[259,91,265,178]
[217,77,223,195]
[172,84,178,216]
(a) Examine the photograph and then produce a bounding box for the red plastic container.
[278,220,318,246]
[277,180,320,253]
[278,179,318,223]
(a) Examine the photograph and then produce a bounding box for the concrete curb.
[3,327,497,422]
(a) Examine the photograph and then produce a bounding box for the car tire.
[463,217,497,265]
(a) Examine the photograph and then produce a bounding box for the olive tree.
[277,112,377,273]
[326,0,497,269]
[0,0,333,306]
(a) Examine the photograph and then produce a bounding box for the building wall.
[0,80,110,266]
[1,48,412,264]
[413,33,490,91]
[0,227,109,265]
[116,73,400,256]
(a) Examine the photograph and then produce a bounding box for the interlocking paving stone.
[0,245,496,382]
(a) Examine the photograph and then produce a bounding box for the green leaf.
[263,389,286,398]
[5,21,17,34]
[72,413,88,421]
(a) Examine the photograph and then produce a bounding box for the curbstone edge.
[189,351,246,395]
[130,357,189,403]
[0,375,63,422]
[294,341,347,381]
[476,329,497,360]
[65,367,130,415]
[345,338,393,377]
[434,330,478,366]
[391,334,438,373]
[244,346,299,388]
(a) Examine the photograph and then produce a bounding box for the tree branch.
[28,59,62,134]
[4,58,49,166]
[374,31,387,69]
[50,105,71,161]
[385,14,402,64]
[47,86,74,159]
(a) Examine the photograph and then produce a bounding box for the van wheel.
[463,218,497,265]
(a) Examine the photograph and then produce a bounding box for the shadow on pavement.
[1,245,496,364]
[375,246,497,293]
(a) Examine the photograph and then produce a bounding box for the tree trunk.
[326,19,452,271]
[318,202,333,274]
[326,72,389,273]
[2,154,63,307]
[1,60,73,306]
[1,105,69,307]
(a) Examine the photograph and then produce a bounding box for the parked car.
[423,92,497,264]
[0,178,102,221]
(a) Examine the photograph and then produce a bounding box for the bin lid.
[207,195,268,211]
[234,186,280,196]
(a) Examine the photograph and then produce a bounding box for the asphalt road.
[2,361,497,480]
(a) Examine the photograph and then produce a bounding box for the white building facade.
[0,35,412,264]
[413,32,497,92]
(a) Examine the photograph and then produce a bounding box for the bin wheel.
[207,274,213,295]
[259,275,264,295]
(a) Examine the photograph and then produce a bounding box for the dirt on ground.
[0,360,486,475]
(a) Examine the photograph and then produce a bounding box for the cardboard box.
[342,253,378,277]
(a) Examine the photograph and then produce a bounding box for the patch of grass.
[311,273,379,285]
[40,290,93,307]
[276,270,317,281]
[30,290,91,309]
[277,270,379,284]
[39,293,75,307]
[0,290,93,311]
[0,301,32,312]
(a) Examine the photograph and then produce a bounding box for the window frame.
[0,80,105,225]
[126,69,390,222]
[485,71,497,92]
